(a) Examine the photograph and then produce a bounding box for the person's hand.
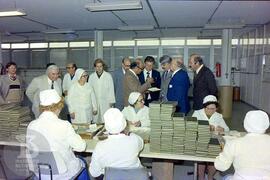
[216,126,225,133]
[210,125,215,132]
[146,77,154,84]
[70,113,75,119]
[133,121,141,127]
[93,110,97,115]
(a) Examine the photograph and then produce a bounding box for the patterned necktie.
[146,71,150,79]
[51,81,54,89]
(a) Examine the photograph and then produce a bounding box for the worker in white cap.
[215,110,270,180]
[192,95,229,180]
[26,89,89,180]
[67,68,97,124]
[122,92,150,128]
[89,108,144,178]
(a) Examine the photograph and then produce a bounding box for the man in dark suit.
[138,56,161,106]
[167,59,190,114]
[123,61,154,107]
[112,57,131,110]
[189,54,218,110]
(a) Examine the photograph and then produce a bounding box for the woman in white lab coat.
[215,110,270,180]
[88,59,115,123]
[67,68,97,124]
[192,95,229,180]
[122,92,150,128]
[89,108,144,178]
[26,89,88,180]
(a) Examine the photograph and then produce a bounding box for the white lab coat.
[62,73,75,93]
[88,71,115,123]
[89,133,143,177]
[26,75,62,118]
[215,133,270,180]
[67,81,97,124]
[192,109,229,132]
[26,111,86,180]
[122,106,150,128]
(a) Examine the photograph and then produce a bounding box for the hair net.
[73,68,86,81]
[244,110,269,134]
[104,108,127,134]
[128,92,141,105]
[40,89,61,106]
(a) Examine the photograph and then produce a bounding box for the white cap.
[74,68,85,81]
[104,108,127,134]
[128,92,141,105]
[203,95,217,104]
[244,110,269,134]
[40,89,61,106]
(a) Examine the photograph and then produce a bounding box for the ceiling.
[0,0,270,42]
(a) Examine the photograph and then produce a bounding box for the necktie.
[51,81,54,89]
[164,71,168,80]
[146,71,150,79]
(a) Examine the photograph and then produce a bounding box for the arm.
[26,78,38,103]
[217,114,230,132]
[107,73,116,104]
[90,86,98,112]
[89,146,104,177]
[214,140,235,171]
[66,85,75,114]
[66,123,86,151]
[125,75,151,94]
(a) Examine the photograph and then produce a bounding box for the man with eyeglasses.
[63,63,77,97]
[112,57,131,110]
[123,60,154,107]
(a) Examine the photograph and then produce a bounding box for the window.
[49,42,68,48]
[69,41,89,48]
[11,43,29,49]
[30,43,48,49]
[186,39,211,46]
[114,40,135,46]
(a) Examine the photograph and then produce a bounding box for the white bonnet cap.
[128,92,141,105]
[104,108,127,134]
[40,89,61,106]
[244,110,269,134]
[74,68,86,81]
[203,95,217,104]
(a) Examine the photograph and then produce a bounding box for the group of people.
[0,53,269,180]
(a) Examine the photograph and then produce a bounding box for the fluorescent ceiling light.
[85,1,142,12]
[204,23,245,29]
[118,25,154,31]
[42,29,75,34]
[0,9,26,17]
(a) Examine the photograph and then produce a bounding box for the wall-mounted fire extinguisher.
[216,63,221,77]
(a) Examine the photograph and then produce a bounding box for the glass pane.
[161,39,185,46]
[31,50,48,68]
[12,50,30,68]
[248,30,255,56]
[49,42,68,48]
[30,43,48,49]
[213,39,222,45]
[1,43,10,49]
[69,48,89,68]
[113,40,135,46]
[188,48,210,67]
[69,41,89,48]
[103,47,112,69]
[1,50,11,65]
[214,48,222,65]
[50,49,67,68]
[103,41,112,47]
[137,40,159,46]
[187,39,211,45]
[264,23,270,54]
[255,26,264,55]
[138,48,159,68]
[11,43,29,49]
[114,47,134,69]
[89,47,95,70]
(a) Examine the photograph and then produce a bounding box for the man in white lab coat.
[215,110,270,180]
[88,59,115,123]
[89,108,144,178]
[26,65,62,118]
[62,63,77,97]
[26,89,88,180]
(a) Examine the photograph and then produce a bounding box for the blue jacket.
[112,68,125,110]
[138,69,161,105]
[167,69,190,114]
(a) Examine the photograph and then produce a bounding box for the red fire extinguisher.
[216,63,221,77]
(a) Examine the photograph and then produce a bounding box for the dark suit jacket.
[167,69,190,114]
[112,68,125,110]
[138,69,161,105]
[193,65,218,110]
[123,70,151,107]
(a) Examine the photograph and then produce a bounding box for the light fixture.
[204,23,245,29]
[85,1,142,12]
[118,25,154,31]
[0,9,26,17]
[42,29,75,34]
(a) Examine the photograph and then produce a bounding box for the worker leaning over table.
[192,95,229,180]
[122,92,150,128]
[89,108,144,178]
[26,89,90,180]
[215,110,270,180]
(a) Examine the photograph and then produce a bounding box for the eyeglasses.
[81,75,88,78]
[136,99,144,103]
[66,66,73,69]
[137,66,144,70]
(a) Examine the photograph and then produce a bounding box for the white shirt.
[62,73,75,93]
[143,69,152,81]
[192,109,229,132]
[215,133,270,179]
[122,105,150,127]
[196,64,204,74]
[26,111,86,179]
[171,68,181,77]
[89,133,143,177]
